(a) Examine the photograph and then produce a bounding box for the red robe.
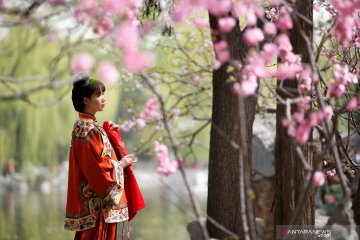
[103,121,145,221]
[64,113,128,240]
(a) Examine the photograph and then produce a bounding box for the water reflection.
[0,165,208,240]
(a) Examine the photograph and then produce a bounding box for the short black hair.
[71,77,105,112]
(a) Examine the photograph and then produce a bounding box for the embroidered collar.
[79,112,96,121]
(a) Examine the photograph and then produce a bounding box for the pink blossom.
[35,9,44,18]
[207,0,232,16]
[243,28,264,45]
[136,118,146,130]
[287,121,296,137]
[299,66,317,91]
[218,17,236,33]
[309,111,324,126]
[276,7,293,30]
[325,194,335,204]
[82,0,97,9]
[327,169,336,176]
[74,9,90,24]
[254,7,265,19]
[127,0,143,8]
[323,106,333,120]
[97,61,119,85]
[346,97,359,111]
[154,141,179,176]
[213,60,222,70]
[194,19,208,28]
[192,75,202,82]
[334,15,355,44]
[328,83,345,97]
[122,51,154,71]
[213,40,230,63]
[282,119,291,127]
[334,64,358,84]
[246,10,257,26]
[263,22,277,35]
[71,53,94,74]
[276,62,302,81]
[275,34,292,54]
[261,43,278,63]
[103,0,127,14]
[46,32,57,43]
[297,97,311,111]
[233,78,258,96]
[330,0,360,16]
[330,0,360,46]
[140,97,159,121]
[265,8,279,22]
[143,21,154,33]
[50,0,67,6]
[312,171,325,186]
[328,64,357,97]
[294,112,304,123]
[244,53,268,78]
[94,17,114,36]
[234,2,248,17]
[120,120,137,132]
[113,21,139,53]
[268,0,281,5]
[172,1,193,22]
[172,108,181,117]
[295,121,311,144]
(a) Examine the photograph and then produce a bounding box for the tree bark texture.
[206,12,257,239]
[274,0,314,227]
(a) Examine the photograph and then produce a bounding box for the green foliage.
[0,27,71,170]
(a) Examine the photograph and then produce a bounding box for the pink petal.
[122,51,154,72]
[243,28,264,45]
[71,53,94,74]
[312,171,325,186]
[218,17,236,33]
[97,61,120,85]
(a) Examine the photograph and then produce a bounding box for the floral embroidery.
[82,183,95,199]
[64,197,101,231]
[73,119,95,139]
[111,159,125,189]
[100,132,112,157]
[102,183,122,206]
[103,204,129,223]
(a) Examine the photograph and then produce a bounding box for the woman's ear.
[83,97,90,106]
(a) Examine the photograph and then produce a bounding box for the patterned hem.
[64,215,97,231]
[104,207,129,223]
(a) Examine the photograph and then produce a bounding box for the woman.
[64,77,136,240]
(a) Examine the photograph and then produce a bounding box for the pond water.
[0,164,208,240]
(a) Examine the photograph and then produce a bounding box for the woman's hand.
[120,154,137,168]
[109,121,119,130]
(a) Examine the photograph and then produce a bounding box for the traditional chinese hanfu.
[64,113,128,240]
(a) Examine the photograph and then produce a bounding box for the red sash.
[103,121,145,221]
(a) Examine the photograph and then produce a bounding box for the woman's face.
[84,91,105,115]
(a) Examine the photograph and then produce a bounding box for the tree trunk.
[206,12,257,239]
[274,0,314,229]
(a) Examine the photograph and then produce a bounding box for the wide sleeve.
[73,129,122,206]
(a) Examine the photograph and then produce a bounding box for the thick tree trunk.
[352,175,360,235]
[206,13,257,239]
[274,0,314,228]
